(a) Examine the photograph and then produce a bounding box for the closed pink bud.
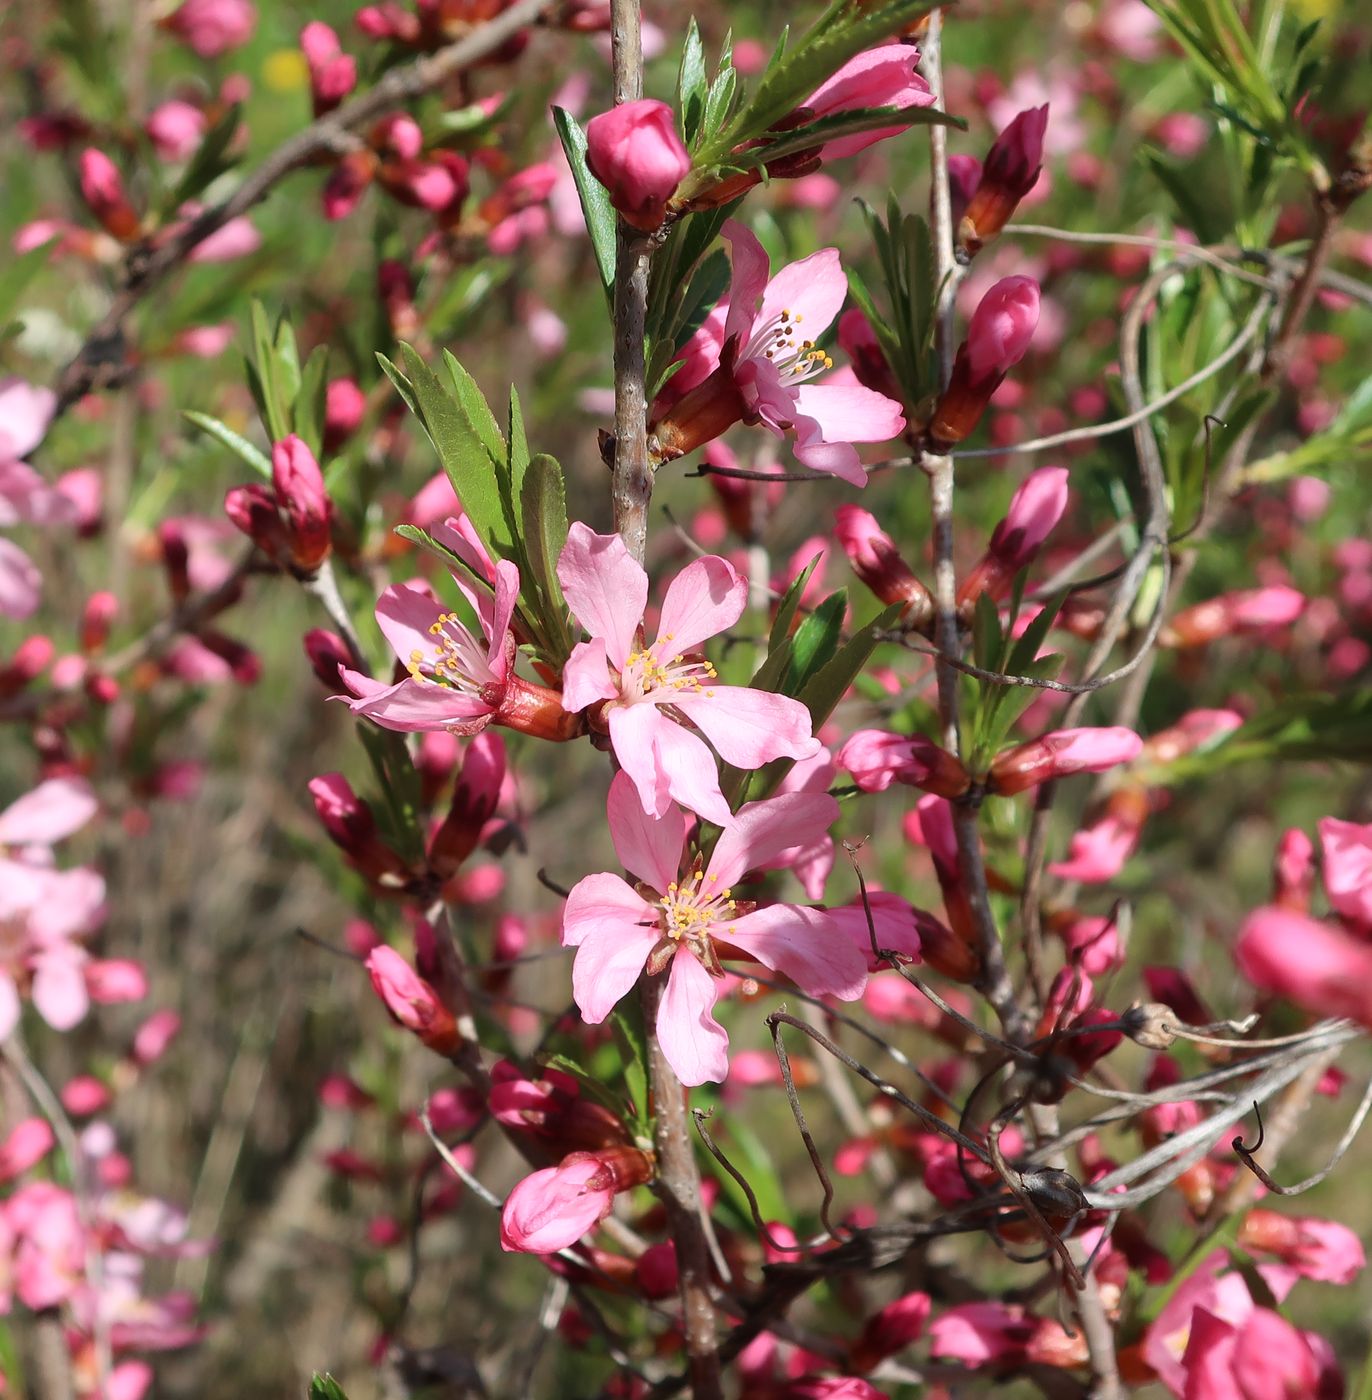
[301,22,356,115]
[302,628,351,694]
[947,154,982,227]
[61,1076,111,1116]
[1,635,54,695]
[585,99,691,232]
[271,434,332,573]
[323,377,366,452]
[163,0,257,57]
[928,277,1039,448]
[1319,817,1372,929]
[146,100,207,162]
[959,105,1048,260]
[1140,708,1243,764]
[1163,586,1305,647]
[838,729,970,798]
[78,149,139,240]
[224,482,287,559]
[81,591,118,653]
[322,149,377,221]
[308,774,412,887]
[366,945,461,1054]
[131,1009,181,1064]
[499,1156,617,1254]
[0,1118,56,1181]
[851,1290,931,1370]
[428,732,506,877]
[989,726,1142,794]
[635,1241,679,1299]
[1274,827,1316,911]
[834,505,932,622]
[85,958,149,1004]
[1236,906,1372,1026]
[959,465,1068,603]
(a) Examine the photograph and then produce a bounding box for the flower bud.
[146,101,207,162]
[1236,906,1372,1027]
[834,505,933,623]
[927,277,1038,448]
[224,483,288,560]
[836,309,905,406]
[500,1148,654,1255]
[958,105,1048,261]
[308,773,412,887]
[1161,585,1304,648]
[988,726,1142,795]
[958,466,1069,604]
[302,628,351,694]
[163,0,257,58]
[850,1290,931,1371]
[1319,817,1372,929]
[0,1119,56,1182]
[78,149,140,241]
[366,945,461,1055]
[323,377,366,453]
[301,22,356,116]
[271,434,332,573]
[1274,827,1316,912]
[428,732,506,877]
[584,100,691,232]
[838,729,970,798]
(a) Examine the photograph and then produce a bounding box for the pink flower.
[366,945,461,1054]
[163,0,257,57]
[929,1302,1034,1365]
[850,1290,931,1370]
[1047,813,1139,884]
[561,773,868,1084]
[0,776,97,849]
[1235,906,1372,1027]
[584,99,691,231]
[1318,817,1372,929]
[649,221,906,482]
[6,1182,85,1309]
[78,149,139,240]
[557,523,818,824]
[339,547,520,735]
[1164,586,1306,647]
[989,727,1143,795]
[145,101,206,162]
[958,466,1069,604]
[499,1156,616,1254]
[928,276,1039,447]
[833,505,932,620]
[1239,1208,1366,1285]
[837,729,971,798]
[803,44,935,160]
[0,539,42,618]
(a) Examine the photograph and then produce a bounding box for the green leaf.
[248,302,291,442]
[507,385,531,502]
[399,344,509,555]
[610,1005,652,1139]
[786,589,847,694]
[768,554,822,654]
[308,1374,350,1400]
[182,410,272,479]
[443,351,506,467]
[293,344,330,458]
[0,237,56,328]
[374,351,420,418]
[551,107,617,300]
[520,454,573,662]
[169,102,241,209]
[798,603,903,731]
[679,18,709,144]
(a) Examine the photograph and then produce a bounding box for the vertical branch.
[610,0,654,565]
[608,3,719,1394]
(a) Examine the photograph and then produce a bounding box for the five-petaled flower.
[557,523,819,825]
[648,220,906,483]
[561,773,869,1085]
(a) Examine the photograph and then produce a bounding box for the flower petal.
[607,771,685,892]
[727,904,868,1000]
[654,555,746,657]
[757,247,847,342]
[486,558,520,675]
[562,637,620,714]
[792,381,907,444]
[0,537,41,619]
[374,580,445,666]
[338,672,493,732]
[674,685,819,772]
[709,791,839,887]
[562,870,655,948]
[571,921,660,1023]
[0,777,98,847]
[657,951,730,1085]
[722,220,770,346]
[608,703,734,826]
[31,950,90,1031]
[557,523,647,669]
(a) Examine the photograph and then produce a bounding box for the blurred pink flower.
[1236,906,1372,1026]
[1318,817,1372,929]
[145,101,206,162]
[163,0,257,57]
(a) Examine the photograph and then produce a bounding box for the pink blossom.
[1239,1208,1365,1284]
[0,776,97,849]
[959,466,1070,603]
[0,538,42,618]
[557,523,818,824]
[561,773,867,1084]
[145,101,206,162]
[366,945,460,1054]
[650,221,906,482]
[132,1009,181,1065]
[833,505,931,618]
[499,1156,616,1254]
[1318,817,1372,929]
[837,729,970,798]
[6,1182,85,1309]
[301,22,357,115]
[829,891,924,970]
[850,1289,931,1370]
[0,376,57,460]
[928,1302,1033,1365]
[164,0,257,57]
[1047,814,1139,884]
[1236,906,1372,1027]
[339,549,519,735]
[803,44,935,159]
[584,100,691,231]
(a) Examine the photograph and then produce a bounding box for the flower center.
[619,635,717,704]
[407,612,491,692]
[660,868,737,945]
[745,307,834,386]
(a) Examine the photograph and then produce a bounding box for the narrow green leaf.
[399,344,508,555]
[182,410,272,479]
[443,351,506,467]
[507,385,531,502]
[610,1004,652,1139]
[787,589,847,694]
[293,344,330,457]
[520,453,573,661]
[551,107,617,299]
[798,602,903,730]
[768,555,822,653]
[169,102,241,209]
[273,316,303,420]
[308,1375,350,1400]
[679,18,709,144]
